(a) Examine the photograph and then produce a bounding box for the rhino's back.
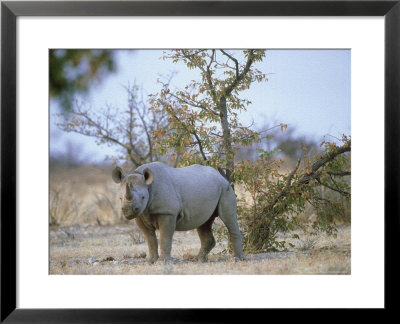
[171,164,229,194]
[138,162,229,230]
[138,162,228,192]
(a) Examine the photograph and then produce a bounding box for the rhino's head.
[112,167,154,220]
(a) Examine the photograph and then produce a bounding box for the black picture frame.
[1,0,399,322]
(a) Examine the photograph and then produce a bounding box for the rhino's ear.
[112,167,124,184]
[143,168,154,185]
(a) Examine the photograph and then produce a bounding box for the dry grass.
[50,164,123,226]
[49,164,350,275]
[49,224,350,275]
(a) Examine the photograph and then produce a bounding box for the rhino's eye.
[141,196,145,200]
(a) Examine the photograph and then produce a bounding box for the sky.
[50,49,351,163]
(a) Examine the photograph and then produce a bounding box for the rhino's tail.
[222,179,233,192]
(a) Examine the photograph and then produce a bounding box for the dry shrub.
[234,139,350,253]
[50,185,83,226]
[128,231,145,244]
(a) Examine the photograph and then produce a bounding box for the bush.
[234,138,351,253]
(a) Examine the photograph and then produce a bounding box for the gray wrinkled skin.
[112,162,245,263]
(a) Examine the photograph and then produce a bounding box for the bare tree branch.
[298,142,351,185]
[57,85,165,167]
[316,176,350,197]
[327,171,351,177]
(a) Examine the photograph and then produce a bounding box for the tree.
[50,49,115,111]
[150,49,351,252]
[57,84,167,167]
[150,49,267,184]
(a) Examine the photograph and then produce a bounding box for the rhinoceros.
[112,162,245,263]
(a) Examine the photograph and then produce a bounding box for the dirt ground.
[49,223,350,275]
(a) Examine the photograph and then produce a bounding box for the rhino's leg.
[196,215,216,262]
[157,215,176,261]
[218,187,246,260]
[135,217,159,263]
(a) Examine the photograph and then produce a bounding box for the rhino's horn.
[125,183,132,200]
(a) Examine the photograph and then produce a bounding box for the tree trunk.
[219,96,234,185]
